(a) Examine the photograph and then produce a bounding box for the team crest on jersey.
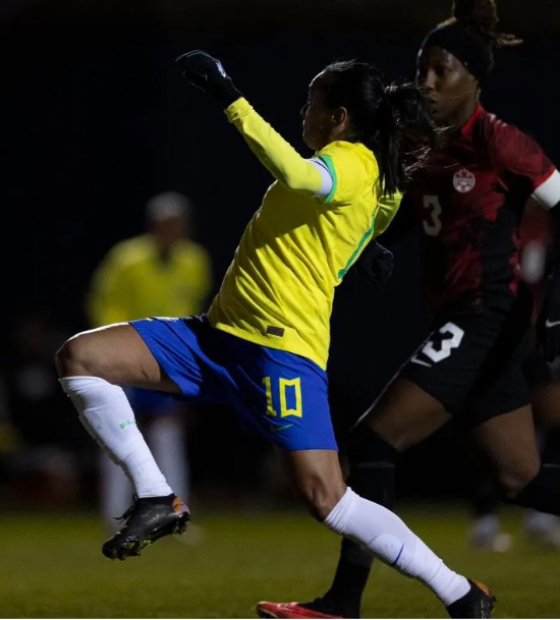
[453,168,476,193]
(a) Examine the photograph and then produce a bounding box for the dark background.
[2,0,560,507]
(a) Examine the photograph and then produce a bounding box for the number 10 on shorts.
[263,377,303,418]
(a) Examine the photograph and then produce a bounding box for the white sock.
[325,488,470,606]
[148,415,189,502]
[60,376,173,498]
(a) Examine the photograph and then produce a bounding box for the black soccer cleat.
[102,494,190,560]
[446,580,496,619]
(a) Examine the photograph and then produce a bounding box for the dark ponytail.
[321,61,439,196]
[384,83,441,181]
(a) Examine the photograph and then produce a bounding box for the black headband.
[421,22,493,82]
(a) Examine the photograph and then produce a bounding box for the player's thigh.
[471,405,540,497]
[56,323,177,390]
[376,307,532,451]
[218,336,342,520]
[362,316,492,451]
[358,315,488,450]
[277,448,346,521]
[219,334,337,452]
[359,376,451,453]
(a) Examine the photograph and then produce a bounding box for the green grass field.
[1,507,559,618]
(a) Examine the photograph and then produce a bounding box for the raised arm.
[175,50,329,198]
[225,98,328,196]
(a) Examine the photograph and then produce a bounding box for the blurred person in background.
[88,192,212,526]
[258,0,560,618]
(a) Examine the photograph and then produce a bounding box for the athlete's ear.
[332,106,349,128]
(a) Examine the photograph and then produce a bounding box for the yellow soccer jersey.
[209,101,401,369]
[88,235,212,327]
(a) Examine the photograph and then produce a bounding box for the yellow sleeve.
[87,248,133,327]
[373,192,403,237]
[225,98,324,196]
[315,142,372,207]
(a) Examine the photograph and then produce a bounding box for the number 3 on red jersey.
[423,195,442,236]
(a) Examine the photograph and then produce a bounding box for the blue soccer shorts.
[130,315,337,451]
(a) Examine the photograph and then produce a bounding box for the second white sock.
[325,488,470,606]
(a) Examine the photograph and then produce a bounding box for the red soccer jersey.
[406,105,558,315]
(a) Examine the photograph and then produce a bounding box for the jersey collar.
[460,103,485,137]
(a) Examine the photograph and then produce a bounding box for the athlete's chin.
[303,132,319,151]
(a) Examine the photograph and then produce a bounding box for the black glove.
[353,240,394,292]
[175,50,241,108]
[537,268,560,362]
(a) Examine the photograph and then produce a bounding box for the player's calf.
[296,477,346,522]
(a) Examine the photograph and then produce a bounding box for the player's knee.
[296,475,345,522]
[497,461,540,499]
[55,333,100,378]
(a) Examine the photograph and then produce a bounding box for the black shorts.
[401,292,533,427]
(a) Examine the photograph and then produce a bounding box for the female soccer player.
[257,0,560,618]
[55,51,490,616]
